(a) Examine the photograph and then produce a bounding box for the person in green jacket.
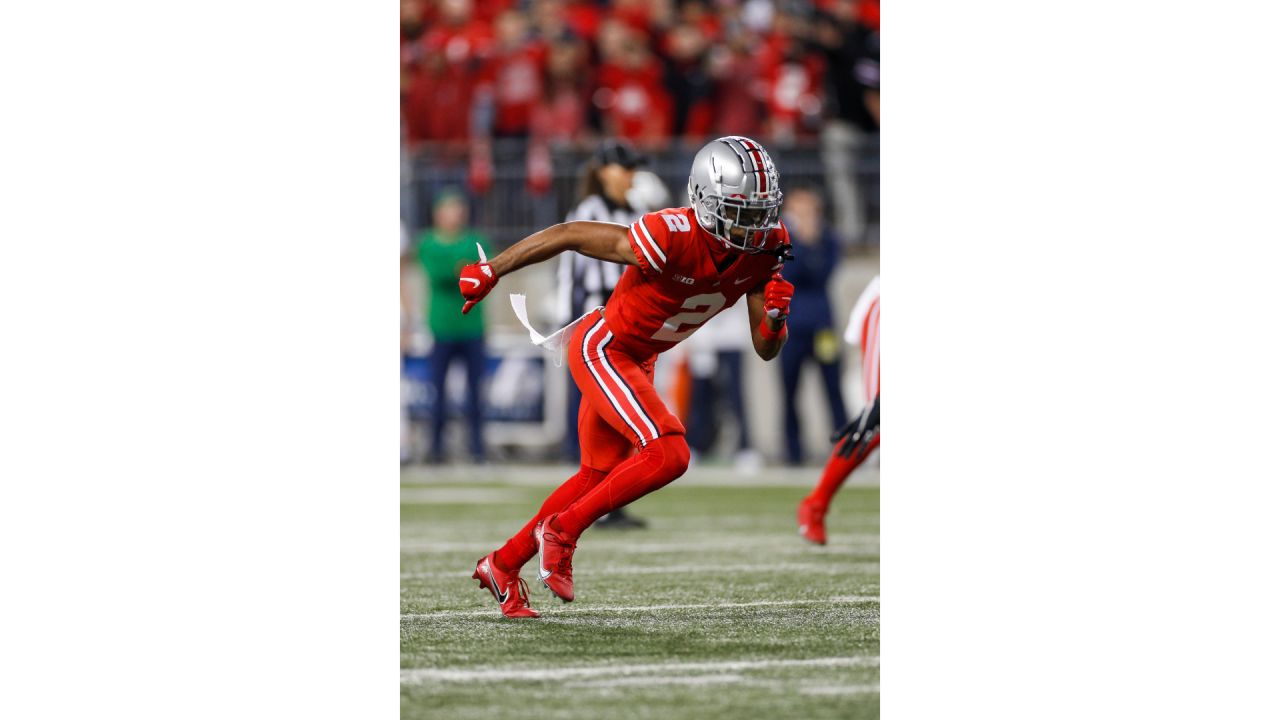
[406,190,491,463]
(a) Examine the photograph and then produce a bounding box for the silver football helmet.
[687,135,783,253]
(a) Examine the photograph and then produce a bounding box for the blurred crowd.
[401,0,879,153]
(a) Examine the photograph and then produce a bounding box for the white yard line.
[801,684,881,695]
[567,673,745,688]
[403,596,880,620]
[401,655,879,684]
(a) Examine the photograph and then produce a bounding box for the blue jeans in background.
[429,337,487,462]
[780,327,848,464]
[687,350,751,456]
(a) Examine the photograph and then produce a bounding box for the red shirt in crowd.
[597,61,671,142]
[401,20,493,145]
[478,42,548,136]
[757,36,825,136]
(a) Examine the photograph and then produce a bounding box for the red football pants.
[807,434,880,513]
[494,311,689,571]
[806,290,882,513]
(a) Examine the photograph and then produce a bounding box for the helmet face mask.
[702,195,780,252]
[687,136,783,254]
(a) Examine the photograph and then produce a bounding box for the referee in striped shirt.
[555,140,649,529]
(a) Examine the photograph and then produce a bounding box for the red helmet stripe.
[735,137,769,194]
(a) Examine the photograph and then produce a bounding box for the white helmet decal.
[708,153,724,184]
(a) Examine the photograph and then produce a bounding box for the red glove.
[763,272,794,320]
[459,261,498,314]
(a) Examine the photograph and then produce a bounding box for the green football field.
[401,463,880,720]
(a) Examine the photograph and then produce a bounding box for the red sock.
[556,435,690,537]
[493,465,608,572]
[807,435,880,513]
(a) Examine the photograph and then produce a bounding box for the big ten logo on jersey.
[661,214,691,232]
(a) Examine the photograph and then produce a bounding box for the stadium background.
[400,0,879,465]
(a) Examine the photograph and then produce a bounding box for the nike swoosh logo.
[488,567,509,604]
[461,278,481,287]
[733,276,754,285]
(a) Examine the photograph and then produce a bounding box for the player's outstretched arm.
[746,272,794,361]
[493,221,638,275]
[459,221,637,314]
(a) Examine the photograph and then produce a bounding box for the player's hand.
[459,244,498,314]
[459,261,497,314]
[763,272,794,320]
[832,395,879,459]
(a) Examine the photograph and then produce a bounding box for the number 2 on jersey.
[651,292,726,343]
[661,214,691,232]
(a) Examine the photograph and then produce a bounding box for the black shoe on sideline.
[593,508,648,530]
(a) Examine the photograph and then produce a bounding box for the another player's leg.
[720,349,762,472]
[426,339,456,463]
[461,336,487,463]
[780,332,807,465]
[562,379,583,462]
[798,434,880,545]
[803,295,880,544]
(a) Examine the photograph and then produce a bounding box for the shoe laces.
[515,577,532,606]
[549,535,576,576]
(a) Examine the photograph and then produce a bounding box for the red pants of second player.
[806,434,881,513]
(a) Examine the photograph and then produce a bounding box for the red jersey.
[603,207,789,358]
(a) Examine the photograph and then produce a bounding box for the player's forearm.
[489,221,632,278]
[487,224,577,277]
[752,316,787,361]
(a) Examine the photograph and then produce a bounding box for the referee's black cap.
[593,140,646,170]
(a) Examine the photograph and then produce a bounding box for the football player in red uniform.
[462,136,794,617]
[798,276,880,545]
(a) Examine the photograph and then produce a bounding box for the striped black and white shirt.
[555,194,641,324]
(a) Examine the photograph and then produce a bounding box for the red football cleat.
[534,515,577,602]
[797,497,827,546]
[473,552,539,618]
